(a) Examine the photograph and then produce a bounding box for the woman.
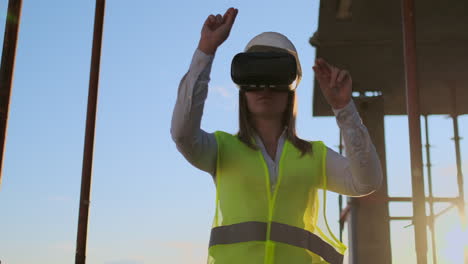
[171,7,383,264]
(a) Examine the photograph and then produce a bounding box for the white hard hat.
[244,32,302,89]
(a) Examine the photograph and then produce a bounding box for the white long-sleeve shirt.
[171,48,383,196]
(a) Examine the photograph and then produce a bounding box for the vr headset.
[231,51,299,91]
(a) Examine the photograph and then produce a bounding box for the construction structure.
[310,0,467,263]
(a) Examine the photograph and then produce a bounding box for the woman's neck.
[252,116,284,146]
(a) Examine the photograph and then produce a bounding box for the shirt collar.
[253,126,288,147]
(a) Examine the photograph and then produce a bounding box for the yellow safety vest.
[208,131,347,264]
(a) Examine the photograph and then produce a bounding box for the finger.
[224,7,238,26]
[316,58,331,75]
[316,62,330,79]
[329,67,339,88]
[313,66,328,84]
[313,59,326,76]
[223,7,233,21]
[312,66,320,77]
[313,65,325,81]
[337,70,349,83]
[204,14,215,26]
[216,14,222,24]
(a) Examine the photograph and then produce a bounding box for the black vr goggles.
[231,52,299,92]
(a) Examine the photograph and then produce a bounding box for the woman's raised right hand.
[198,7,239,55]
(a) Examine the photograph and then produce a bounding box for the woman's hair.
[237,89,313,157]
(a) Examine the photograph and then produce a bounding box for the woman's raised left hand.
[313,58,352,110]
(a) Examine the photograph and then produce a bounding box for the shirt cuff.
[332,100,362,128]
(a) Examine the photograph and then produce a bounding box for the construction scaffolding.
[311,0,467,263]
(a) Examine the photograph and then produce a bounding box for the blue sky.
[0,1,466,263]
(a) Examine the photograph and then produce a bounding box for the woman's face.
[245,89,289,119]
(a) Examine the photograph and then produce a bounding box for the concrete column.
[347,96,392,264]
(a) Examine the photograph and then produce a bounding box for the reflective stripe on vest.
[209,221,267,247]
[209,221,344,264]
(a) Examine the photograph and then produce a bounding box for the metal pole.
[424,115,437,264]
[450,87,466,224]
[75,1,105,263]
[452,115,465,218]
[0,0,23,187]
[450,85,467,264]
[452,113,468,264]
[401,0,428,263]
